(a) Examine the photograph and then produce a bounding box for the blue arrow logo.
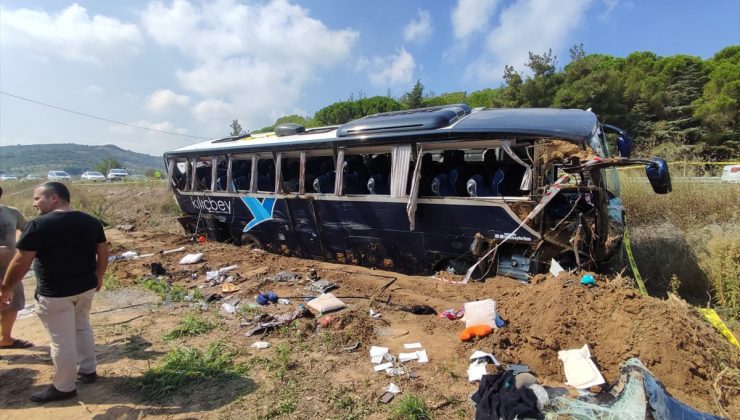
[241,197,276,232]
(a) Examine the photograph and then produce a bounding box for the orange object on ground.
[459,325,493,341]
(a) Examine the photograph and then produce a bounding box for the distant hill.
[0,143,163,176]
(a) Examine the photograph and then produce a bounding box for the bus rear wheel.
[240,234,263,249]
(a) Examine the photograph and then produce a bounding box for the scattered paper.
[470,350,501,366]
[374,362,393,372]
[220,303,236,314]
[369,309,382,319]
[416,350,429,363]
[404,342,423,349]
[370,346,389,364]
[385,383,401,394]
[121,251,138,259]
[550,258,565,277]
[399,352,419,362]
[251,341,270,349]
[468,360,488,382]
[558,344,605,389]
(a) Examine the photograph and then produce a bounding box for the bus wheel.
[434,258,486,280]
[240,234,263,249]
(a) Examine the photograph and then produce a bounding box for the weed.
[389,394,432,420]
[239,304,264,318]
[103,272,125,290]
[326,385,372,418]
[163,312,215,340]
[138,341,246,400]
[140,277,198,302]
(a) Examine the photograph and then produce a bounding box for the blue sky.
[1,0,738,156]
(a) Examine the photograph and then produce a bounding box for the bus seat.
[234,175,250,190]
[257,173,274,191]
[314,171,335,194]
[491,169,505,196]
[467,174,491,197]
[367,174,390,194]
[431,173,455,196]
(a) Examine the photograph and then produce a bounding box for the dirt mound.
[105,229,739,417]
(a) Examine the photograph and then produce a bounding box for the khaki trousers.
[36,289,96,392]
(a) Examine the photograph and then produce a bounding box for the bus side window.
[281,158,301,193]
[367,154,391,195]
[343,153,370,195]
[306,156,335,194]
[257,157,275,192]
[232,158,252,192]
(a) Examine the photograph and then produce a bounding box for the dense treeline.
[254,46,739,160]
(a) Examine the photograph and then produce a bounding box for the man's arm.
[0,249,36,310]
[95,242,109,291]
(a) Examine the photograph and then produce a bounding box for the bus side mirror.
[646,158,672,194]
[617,134,633,158]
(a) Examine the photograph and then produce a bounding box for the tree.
[230,119,243,136]
[94,157,123,174]
[401,80,425,109]
[569,43,586,62]
[526,49,557,77]
[313,96,401,125]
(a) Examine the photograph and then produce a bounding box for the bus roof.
[164,107,598,158]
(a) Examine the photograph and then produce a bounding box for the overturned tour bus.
[164,105,671,280]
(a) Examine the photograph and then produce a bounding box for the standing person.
[0,186,32,351]
[0,182,108,403]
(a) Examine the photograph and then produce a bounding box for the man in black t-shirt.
[0,182,108,403]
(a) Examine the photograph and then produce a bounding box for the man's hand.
[0,288,15,311]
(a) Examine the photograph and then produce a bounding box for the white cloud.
[146,89,191,113]
[599,0,619,19]
[192,99,233,124]
[363,48,416,87]
[467,0,593,82]
[141,0,358,130]
[403,9,433,43]
[0,3,142,64]
[451,0,499,40]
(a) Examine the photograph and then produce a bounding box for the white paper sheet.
[467,361,488,382]
[399,352,418,362]
[416,350,429,363]
[370,346,389,364]
[374,362,393,372]
[558,344,605,389]
[404,342,423,349]
[470,350,500,366]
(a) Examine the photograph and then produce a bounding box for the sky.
[1,0,738,157]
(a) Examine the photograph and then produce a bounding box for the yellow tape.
[623,223,647,296]
[698,308,740,350]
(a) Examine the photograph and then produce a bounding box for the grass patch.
[390,394,432,420]
[140,277,200,302]
[138,341,247,401]
[163,312,215,341]
[103,272,126,290]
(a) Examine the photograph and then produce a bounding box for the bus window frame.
[302,149,336,196]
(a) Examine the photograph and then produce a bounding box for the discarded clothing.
[306,280,337,294]
[150,262,166,276]
[548,358,721,420]
[471,369,543,420]
[439,308,465,320]
[244,306,311,336]
[273,271,301,282]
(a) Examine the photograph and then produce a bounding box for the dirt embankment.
[106,230,739,417]
[1,228,737,419]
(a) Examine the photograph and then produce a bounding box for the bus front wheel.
[240,234,263,249]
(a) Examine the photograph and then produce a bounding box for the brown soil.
[1,228,738,419]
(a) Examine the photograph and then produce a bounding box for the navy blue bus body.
[166,106,670,279]
[175,193,537,276]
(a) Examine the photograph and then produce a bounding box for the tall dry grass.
[0,180,182,234]
[621,172,739,318]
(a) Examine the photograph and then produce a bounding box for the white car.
[107,168,129,181]
[0,174,18,181]
[81,171,107,182]
[47,171,71,181]
[721,164,740,183]
[24,174,42,180]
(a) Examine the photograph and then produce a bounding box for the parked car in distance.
[0,174,18,181]
[24,174,42,180]
[721,164,740,183]
[47,171,72,181]
[129,174,148,182]
[81,171,107,182]
[107,168,129,181]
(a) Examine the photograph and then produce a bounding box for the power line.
[0,90,211,140]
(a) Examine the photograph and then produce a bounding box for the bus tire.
[240,234,263,249]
